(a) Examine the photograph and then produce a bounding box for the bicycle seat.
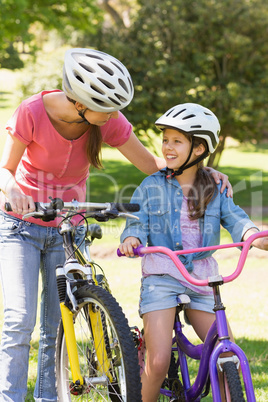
[176,294,191,305]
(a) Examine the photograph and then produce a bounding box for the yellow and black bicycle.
[6,197,142,401]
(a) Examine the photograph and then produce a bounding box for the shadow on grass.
[189,337,268,401]
[87,160,268,211]
[87,159,147,203]
[237,337,268,392]
[228,143,268,153]
[0,91,13,109]
[26,338,267,400]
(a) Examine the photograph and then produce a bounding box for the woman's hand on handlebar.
[119,237,141,257]
[6,187,35,215]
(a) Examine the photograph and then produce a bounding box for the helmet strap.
[161,141,209,178]
[77,108,90,125]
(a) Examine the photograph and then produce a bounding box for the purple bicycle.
[119,229,268,401]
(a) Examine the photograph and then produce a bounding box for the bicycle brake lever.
[118,212,139,220]
[22,209,60,221]
[22,211,46,220]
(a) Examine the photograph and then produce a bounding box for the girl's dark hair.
[67,96,103,169]
[184,134,218,220]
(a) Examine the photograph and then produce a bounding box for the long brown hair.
[87,125,103,169]
[185,135,218,220]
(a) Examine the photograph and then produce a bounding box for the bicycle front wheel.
[56,285,142,401]
[222,361,245,402]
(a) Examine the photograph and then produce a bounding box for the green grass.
[0,68,268,400]
[219,143,268,209]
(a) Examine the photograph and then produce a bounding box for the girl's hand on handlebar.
[119,237,141,257]
[252,236,268,251]
[243,228,268,251]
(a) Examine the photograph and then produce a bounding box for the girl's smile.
[162,129,192,169]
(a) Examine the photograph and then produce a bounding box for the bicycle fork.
[56,262,113,392]
[209,285,256,402]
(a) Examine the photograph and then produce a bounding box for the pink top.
[0,90,133,226]
[142,196,219,294]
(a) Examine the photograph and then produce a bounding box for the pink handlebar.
[117,230,268,286]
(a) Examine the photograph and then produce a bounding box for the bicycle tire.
[222,361,245,402]
[158,352,185,402]
[55,284,142,401]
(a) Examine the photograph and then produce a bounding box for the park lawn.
[0,68,268,400]
[11,247,267,401]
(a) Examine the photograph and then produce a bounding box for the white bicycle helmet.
[155,103,220,153]
[62,48,134,113]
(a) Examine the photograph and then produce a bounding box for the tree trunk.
[98,0,126,28]
[206,134,227,169]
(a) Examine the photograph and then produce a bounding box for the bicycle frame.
[126,230,268,401]
[4,197,141,397]
[169,291,256,401]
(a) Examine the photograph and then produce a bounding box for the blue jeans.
[0,211,84,401]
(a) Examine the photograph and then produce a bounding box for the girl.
[119,103,268,402]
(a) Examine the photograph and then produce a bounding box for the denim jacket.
[120,171,258,272]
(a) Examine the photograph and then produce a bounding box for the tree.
[0,0,103,67]
[100,0,268,166]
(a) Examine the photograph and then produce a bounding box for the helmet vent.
[99,64,114,76]
[111,61,124,74]
[191,125,202,128]
[86,54,103,60]
[98,78,115,89]
[118,78,129,93]
[75,73,85,83]
[90,84,105,95]
[108,97,121,106]
[128,77,133,91]
[92,97,106,105]
[204,112,212,115]
[173,108,186,118]
[166,108,175,116]
[182,114,195,120]
[115,93,127,102]
[79,63,95,73]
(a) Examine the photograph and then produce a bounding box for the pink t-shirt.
[142,196,219,294]
[1,90,133,226]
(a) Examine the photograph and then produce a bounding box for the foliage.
[0,0,103,67]
[17,49,64,101]
[99,0,268,166]
[0,44,25,70]
[4,0,268,166]
[87,144,268,217]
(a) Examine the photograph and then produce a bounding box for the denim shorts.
[139,274,215,324]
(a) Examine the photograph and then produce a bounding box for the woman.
[0,49,231,401]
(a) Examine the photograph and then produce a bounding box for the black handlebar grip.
[5,202,39,213]
[113,203,140,212]
[4,202,12,212]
